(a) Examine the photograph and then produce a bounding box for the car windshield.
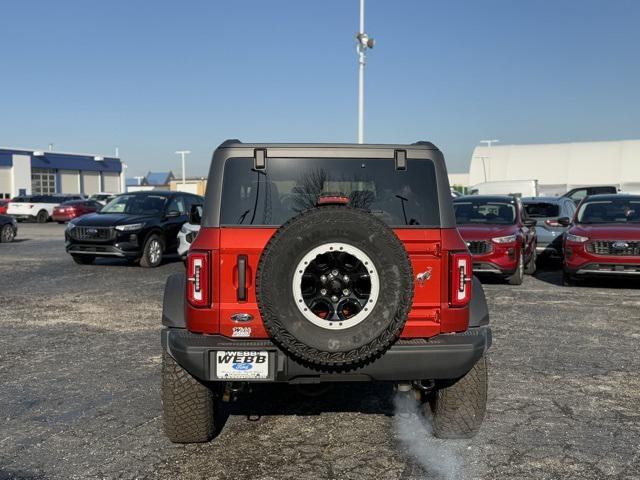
[576,199,640,224]
[100,194,167,215]
[454,200,516,224]
[523,202,560,218]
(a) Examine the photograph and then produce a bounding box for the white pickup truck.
[8,194,84,223]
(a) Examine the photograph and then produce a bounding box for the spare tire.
[256,206,413,370]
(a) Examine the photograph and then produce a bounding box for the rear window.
[220,157,440,227]
[523,202,559,218]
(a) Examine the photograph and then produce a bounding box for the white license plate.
[215,351,269,379]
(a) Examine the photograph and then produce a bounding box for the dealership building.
[0,147,123,199]
[466,139,640,195]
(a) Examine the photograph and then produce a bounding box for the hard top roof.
[216,139,439,151]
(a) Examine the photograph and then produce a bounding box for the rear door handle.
[237,255,247,301]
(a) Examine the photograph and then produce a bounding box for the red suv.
[160,140,492,443]
[453,195,537,285]
[563,194,640,284]
[52,199,102,223]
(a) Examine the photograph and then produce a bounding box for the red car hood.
[570,224,640,241]
[457,224,517,241]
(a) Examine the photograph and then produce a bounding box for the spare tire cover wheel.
[256,206,414,369]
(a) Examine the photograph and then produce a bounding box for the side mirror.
[189,204,203,225]
[524,219,537,227]
[557,217,571,227]
[166,210,181,218]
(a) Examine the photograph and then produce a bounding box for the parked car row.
[453,193,640,287]
[2,192,118,223]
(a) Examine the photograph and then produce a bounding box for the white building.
[0,147,123,199]
[469,139,640,196]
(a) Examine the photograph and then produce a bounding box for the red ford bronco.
[161,140,492,443]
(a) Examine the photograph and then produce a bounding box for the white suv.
[8,194,84,223]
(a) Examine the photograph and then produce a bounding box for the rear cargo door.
[218,228,276,338]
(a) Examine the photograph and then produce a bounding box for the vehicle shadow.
[214,382,396,434]
[533,267,640,289]
[92,254,184,268]
[8,239,30,243]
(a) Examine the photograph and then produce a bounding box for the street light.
[480,139,500,148]
[175,150,191,185]
[356,0,374,144]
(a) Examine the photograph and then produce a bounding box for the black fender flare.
[162,271,186,328]
[469,276,489,327]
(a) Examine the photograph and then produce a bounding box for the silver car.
[522,197,576,259]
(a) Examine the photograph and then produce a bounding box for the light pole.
[479,140,499,181]
[175,150,191,185]
[356,0,374,144]
[120,162,127,193]
[474,156,489,182]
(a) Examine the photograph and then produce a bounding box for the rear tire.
[36,210,49,223]
[72,255,94,265]
[507,252,524,285]
[427,356,488,439]
[139,234,164,268]
[162,350,216,443]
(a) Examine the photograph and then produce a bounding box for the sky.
[1,0,639,176]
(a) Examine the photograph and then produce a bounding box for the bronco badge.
[416,268,432,287]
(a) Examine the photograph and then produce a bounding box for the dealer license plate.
[215,351,269,379]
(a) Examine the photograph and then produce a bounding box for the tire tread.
[161,350,215,443]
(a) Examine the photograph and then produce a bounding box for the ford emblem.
[232,363,253,371]
[612,241,629,250]
[231,313,253,323]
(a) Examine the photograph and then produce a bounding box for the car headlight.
[66,222,76,230]
[566,233,588,243]
[492,234,517,244]
[115,223,145,232]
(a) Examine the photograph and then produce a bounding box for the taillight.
[545,219,561,227]
[187,250,210,307]
[450,252,472,307]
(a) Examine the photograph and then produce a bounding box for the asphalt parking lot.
[1,223,639,480]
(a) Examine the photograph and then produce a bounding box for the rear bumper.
[162,326,492,383]
[52,214,77,222]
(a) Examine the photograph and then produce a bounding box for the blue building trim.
[0,148,122,173]
[0,152,12,167]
